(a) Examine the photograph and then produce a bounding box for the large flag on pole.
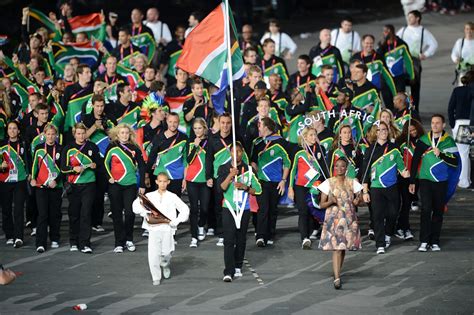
[176,2,244,114]
[68,13,106,42]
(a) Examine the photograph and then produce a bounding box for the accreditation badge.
[386,56,395,68]
[88,150,92,156]
[313,56,323,67]
[9,169,18,182]
[390,154,394,161]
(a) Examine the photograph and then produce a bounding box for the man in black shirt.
[96,56,125,85]
[183,78,214,139]
[111,28,140,62]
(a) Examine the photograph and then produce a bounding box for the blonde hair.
[377,108,401,140]
[72,122,87,135]
[134,53,148,65]
[108,123,138,146]
[43,123,58,134]
[298,127,316,147]
[192,117,208,136]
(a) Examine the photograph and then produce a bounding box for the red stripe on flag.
[165,95,192,111]
[68,13,102,31]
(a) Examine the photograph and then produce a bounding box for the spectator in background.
[260,19,297,60]
[185,11,203,38]
[451,22,474,86]
[331,17,362,67]
[144,7,172,46]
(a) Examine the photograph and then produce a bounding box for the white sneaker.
[411,202,419,211]
[309,230,319,240]
[126,241,136,252]
[431,244,441,251]
[104,193,109,203]
[6,239,14,245]
[92,225,105,232]
[418,242,428,252]
[404,230,414,240]
[30,228,37,236]
[142,230,149,237]
[114,246,124,253]
[13,239,23,248]
[216,238,224,247]
[385,235,391,248]
[207,228,215,236]
[51,241,59,249]
[302,238,312,250]
[153,280,160,286]
[81,246,93,254]
[368,229,375,240]
[256,238,265,247]
[376,247,385,254]
[36,246,45,253]
[162,265,171,279]
[189,238,198,248]
[223,275,232,282]
[234,268,242,277]
[267,239,274,245]
[395,229,405,239]
[70,245,78,252]
[197,227,206,241]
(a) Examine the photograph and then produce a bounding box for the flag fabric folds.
[68,13,106,42]
[176,2,245,114]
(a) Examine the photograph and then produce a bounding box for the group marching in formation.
[0,2,470,288]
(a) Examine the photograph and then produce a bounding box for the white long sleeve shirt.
[143,20,172,45]
[330,28,362,64]
[451,37,474,66]
[132,190,189,231]
[260,32,297,57]
[397,25,438,59]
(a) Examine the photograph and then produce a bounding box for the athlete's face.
[362,37,374,53]
[156,174,170,191]
[352,67,365,82]
[322,69,334,84]
[93,101,105,116]
[118,127,130,143]
[431,117,445,134]
[193,122,205,138]
[269,75,281,90]
[192,84,203,97]
[45,128,57,145]
[152,108,165,122]
[297,59,310,73]
[231,145,243,164]
[319,30,331,44]
[257,101,270,117]
[166,115,179,132]
[409,125,417,138]
[144,68,155,81]
[335,159,347,177]
[219,116,232,134]
[74,128,86,144]
[7,123,19,139]
[304,129,317,146]
[244,50,257,64]
[340,127,352,143]
[29,95,40,109]
[176,69,188,84]
[377,124,389,142]
[249,72,262,85]
[380,111,391,125]
[106,57,117,73]
[317,78,329,92]
[37,109,49,124]
[264,42,275,55]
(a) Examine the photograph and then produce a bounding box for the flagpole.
[224,0,238,168]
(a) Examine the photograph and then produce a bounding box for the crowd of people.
[0,2,469,288]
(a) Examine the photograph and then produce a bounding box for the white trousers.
[148,230,174,281]
[453,119,471,188]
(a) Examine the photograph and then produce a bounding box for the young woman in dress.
[318,158,363,290]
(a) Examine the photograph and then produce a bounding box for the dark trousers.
[223,208,250,276]
[168,179,182,197]
[256,181,279,241]
[35,188,62,248]
[25,185,38,227]
[419,180,447,244]
[397,177,417,231]
[213,184,224,237]
[187,181,211,238]
[0,181,27,240]
[109,183,137,247]
[368,203,374,230]
[91,171,108,227]
[207,184,216,230]
[294,185,312,240]
[411,60,422,111]
[67,183,95,248]
[371,185,400,248]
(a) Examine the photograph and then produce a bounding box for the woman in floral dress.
[318,157,363,289]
